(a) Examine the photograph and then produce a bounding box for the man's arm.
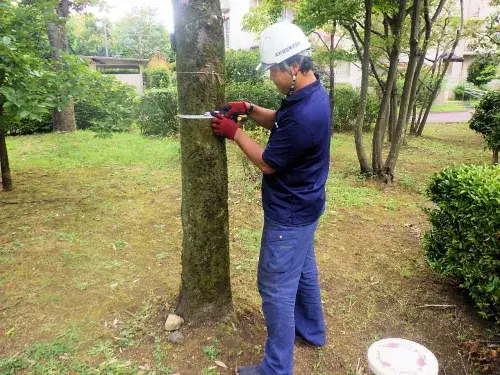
[234,129,276,175]
[245,102,277,131]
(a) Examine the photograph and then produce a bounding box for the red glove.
[220,101,248,118]
[212,112,240,140]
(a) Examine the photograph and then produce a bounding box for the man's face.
[269,65,293,95]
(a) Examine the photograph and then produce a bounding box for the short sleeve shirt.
[262,80,331,225]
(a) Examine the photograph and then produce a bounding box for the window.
[223,17,230,49]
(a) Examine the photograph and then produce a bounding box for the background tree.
[1,0,60,190]
[469,90,500,164]
[114,6,172,59]
[464,0,500,53]
[173,0,233,322]
[411,0,464,136]
[466,53,499,87]
[67,13,112,56]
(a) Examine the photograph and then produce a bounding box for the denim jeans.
[257,217,326,375]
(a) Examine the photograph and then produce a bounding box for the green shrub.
[424,165,500,323]
[137,89,179,137]
[333,84,379,132]
[144,67,170,89]
[453,82,477,101]
[467,53,499,87]
[225,49,264,84]
[75,70,138,134]
[469,90,500,163]
[7,114,52,136]
[226,80,283,110]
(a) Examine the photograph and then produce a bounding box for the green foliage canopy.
[469,90,500,158]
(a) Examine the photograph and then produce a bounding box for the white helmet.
[256,21,311,72]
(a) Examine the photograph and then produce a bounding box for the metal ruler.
[178,112,216,119]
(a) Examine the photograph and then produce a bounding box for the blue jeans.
[257,217,326,375]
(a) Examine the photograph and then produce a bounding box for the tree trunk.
[372,14,401,174]
[493,147,499,165]
[388,85,398,142]
[354,0,373,175]
[173,0,232,322]
[47,0,76,132]
[0,115,12,192]
[383,0,421,182]
[416,0,464,136]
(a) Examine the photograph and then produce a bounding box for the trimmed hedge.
[137,89,179,137]
[424,165,500,323]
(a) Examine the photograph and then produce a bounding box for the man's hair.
[278,55,314,73]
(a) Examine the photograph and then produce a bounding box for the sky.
[87,0,175,31]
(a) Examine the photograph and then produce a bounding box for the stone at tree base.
[167,330,185,343]
[164,314,184,331]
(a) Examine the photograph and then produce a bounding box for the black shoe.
[295,334,319,348]
[236,365,263,374]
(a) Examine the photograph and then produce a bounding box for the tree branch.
[312,31,330,51]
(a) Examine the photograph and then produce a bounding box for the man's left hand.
[212,113,240,140]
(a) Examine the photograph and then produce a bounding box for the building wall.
[111,74,144,94]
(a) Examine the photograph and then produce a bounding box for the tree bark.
[0,112,12,192]
[493,147,499,165]
[173,0,232,322]
[416,0,464,136]
[353,0,373,175]
[383,0,422,182]
[388,85,398,142]
[372,13,402,175]
[47,0,76,132]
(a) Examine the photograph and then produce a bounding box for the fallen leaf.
[215,360,228,369]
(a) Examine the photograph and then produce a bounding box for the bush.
[7,114,52,136]
[137,89,179,137]
[74,70,138,133]
[424,165,500,323]
[144,67,170,89]
[226,80,283,110]
[469,90,500,163]
[225,49,265,84]
[333,84,379,132]
[467,54,499,87]
[453,82,477,101]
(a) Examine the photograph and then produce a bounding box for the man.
[212,21,331,375]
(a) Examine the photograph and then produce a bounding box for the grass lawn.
[429,101,469,113]
[0,123,497,374]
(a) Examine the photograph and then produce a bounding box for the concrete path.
[426,110,474,123]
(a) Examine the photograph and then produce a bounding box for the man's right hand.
[220,101,248,118]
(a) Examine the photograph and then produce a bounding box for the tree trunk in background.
[0,113,12,192]
[372,13,401,175]
[493,147,499,165]
[383,0,422,183]
[173,0,232,322]
[47,0,76,132]
[353,0,373,175]
[416,0,464,136]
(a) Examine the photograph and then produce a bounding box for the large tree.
[47,0,77,132]
[114,5,172,59]
[1,0,61,190]
[172,0,233,322]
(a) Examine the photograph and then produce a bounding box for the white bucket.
[367,338,439,375]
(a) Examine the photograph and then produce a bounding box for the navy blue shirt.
[262,80,331,225]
